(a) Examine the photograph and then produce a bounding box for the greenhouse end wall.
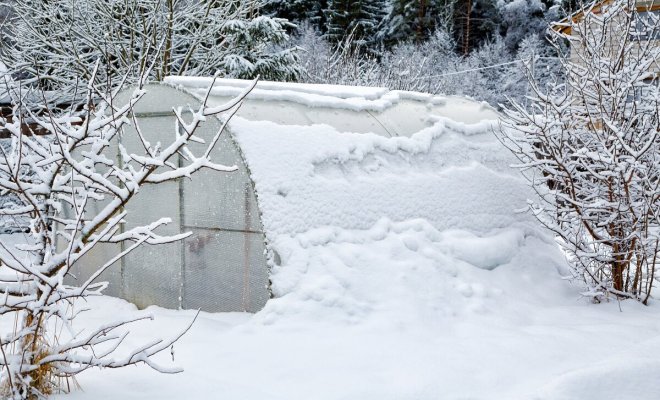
[63,84,270,313]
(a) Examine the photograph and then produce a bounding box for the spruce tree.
[324,0,387,47]
[262,0,328,32]
[500,0,548,51]
[379,0,455,46]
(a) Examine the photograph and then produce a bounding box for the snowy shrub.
[295,25,549,107]
[0,68,253,398]
[499,0,660,302]
[0,0,300,103]
[379,29,464,94]
[294,25,383,87]
[295,25,459,92]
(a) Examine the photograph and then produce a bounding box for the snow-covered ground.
[52,230,660,400]
[2,82,660,399]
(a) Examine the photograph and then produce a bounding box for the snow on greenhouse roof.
[161,77,525,240]
[164,77,499,136]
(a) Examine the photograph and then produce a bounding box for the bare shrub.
[499,0,660,302]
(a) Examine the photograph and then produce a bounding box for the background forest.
[262,0,573,106]
[0,0,574,108]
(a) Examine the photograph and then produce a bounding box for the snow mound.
[537,357,660,400]
[225,93,571,330]
[255,219,563,329]
[437,228,525,271]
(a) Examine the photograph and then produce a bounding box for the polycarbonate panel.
[116,84,199,115]
[121,116,181,161]
[182,229,268,312]
[302,107,392,136]
[375,100,434,138]
[206,95,392,136]
[58,224,123,299]
[122,241,182,309]
[119,112,184,310]
[206,95,311,126]
[183,134,261,232]
[68,242,123,298]
[58,156,124,297]
[119,130,182,309]
[105,84,269,312]
[200,80,501,139]
[182,169,261,232]
[428,96,500,124]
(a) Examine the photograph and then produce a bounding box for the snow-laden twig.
[498,0,660,303]
[0,66,255,398]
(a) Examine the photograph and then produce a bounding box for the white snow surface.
[3,81,660,399]
[45,223,660,400]
[230,116,524,238]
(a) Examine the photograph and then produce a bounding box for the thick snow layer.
[45,223,660,400]
[230,117,527,237]
[3,81,660,399]
[257,218,568,327]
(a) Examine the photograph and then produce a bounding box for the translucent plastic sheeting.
[63,84,270,313]
[168,77,500,138]
[59,142,123,298]
[123,241,182,309]
[427,96,499,124]
[121,182,183,310]
[63,237,123,298]
[197,94,498,137]
[201,94,394,136]
[183,126,262,233]
[376,100,438,136]
[224,100,310,127]
[183,229,268,312]
[113,114,184,309]
[302,107,393,136]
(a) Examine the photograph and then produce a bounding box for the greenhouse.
[67,78,509,313]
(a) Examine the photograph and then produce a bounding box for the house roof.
[551,0,660,34]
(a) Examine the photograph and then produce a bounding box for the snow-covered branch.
[0,69,252,398]
[0,0,299,104]
[499,0,660,302]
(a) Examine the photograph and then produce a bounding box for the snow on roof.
[164,77,499,136]
[231,117,533,239]
[158,81,570,345]
[163,78,529,242]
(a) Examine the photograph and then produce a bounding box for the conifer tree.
[379,0,455,46]
[324,0,387,46]
[263,0,327,32]
[459,0,503,54]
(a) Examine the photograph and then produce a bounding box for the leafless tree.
[0,65,255,398]
[0,0,298,104]
[499,0,660,302]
